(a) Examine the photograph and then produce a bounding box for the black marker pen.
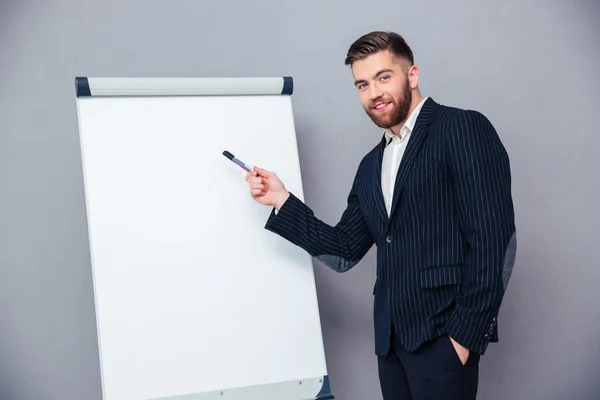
[222,150,252,172]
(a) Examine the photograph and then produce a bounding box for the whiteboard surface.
[76,94,327,400]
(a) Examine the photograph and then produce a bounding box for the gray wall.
[1,1,599,399]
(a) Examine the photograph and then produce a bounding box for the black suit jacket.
[264,98,516,356]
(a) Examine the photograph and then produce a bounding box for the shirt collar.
[384,96,428,145]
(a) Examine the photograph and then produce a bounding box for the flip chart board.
[74,76,333,400]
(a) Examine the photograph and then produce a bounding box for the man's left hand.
[449,337,470,365]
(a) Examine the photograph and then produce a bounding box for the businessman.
[245,31,516,400]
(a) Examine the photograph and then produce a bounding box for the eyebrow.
[354,68,394,86]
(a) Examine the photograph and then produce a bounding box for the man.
[245,31,516,400]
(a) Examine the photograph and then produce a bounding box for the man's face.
[351,50,414,130]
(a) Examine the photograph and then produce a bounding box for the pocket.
[445,336,466,367]
[419,264,462,288]
[434,335,465,369]
[410,160,446,178]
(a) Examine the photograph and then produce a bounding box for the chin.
[368,112,395,129]
[372,118,394,130]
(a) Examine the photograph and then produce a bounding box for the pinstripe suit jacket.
[265,97,516,356]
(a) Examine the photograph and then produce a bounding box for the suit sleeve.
[264,167,374,273]
[444,110,517,354]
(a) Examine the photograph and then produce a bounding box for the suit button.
[386,235,393,243]
[490,317,497,328]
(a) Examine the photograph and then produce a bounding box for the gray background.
[1,0,599,399]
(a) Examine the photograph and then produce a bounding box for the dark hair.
[345,31,414,66]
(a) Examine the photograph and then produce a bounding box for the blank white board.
[74,77,332,400]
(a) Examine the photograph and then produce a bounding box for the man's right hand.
[245,167,290,210]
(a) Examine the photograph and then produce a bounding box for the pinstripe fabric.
[265,98,516,356]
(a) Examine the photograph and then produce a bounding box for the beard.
[364,80,412,129]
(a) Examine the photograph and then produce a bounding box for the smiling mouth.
[373,102,391,112]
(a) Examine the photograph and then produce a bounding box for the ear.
[407,65,419,89]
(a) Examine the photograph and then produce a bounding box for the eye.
[357,83,367,90]
[380,75,389,82]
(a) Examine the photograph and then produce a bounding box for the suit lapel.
[372,135,388,224]
[388,98,439,222]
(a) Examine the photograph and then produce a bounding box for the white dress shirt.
[381,97,428,215]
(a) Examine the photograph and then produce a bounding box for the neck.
[389,91,425,136]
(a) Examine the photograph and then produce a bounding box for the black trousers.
[377,328,480,400]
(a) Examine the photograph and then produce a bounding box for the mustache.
[370,97,394,108]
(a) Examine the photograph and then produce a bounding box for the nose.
[368,82,382,101]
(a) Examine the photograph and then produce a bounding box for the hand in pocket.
[449,336,469,365]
